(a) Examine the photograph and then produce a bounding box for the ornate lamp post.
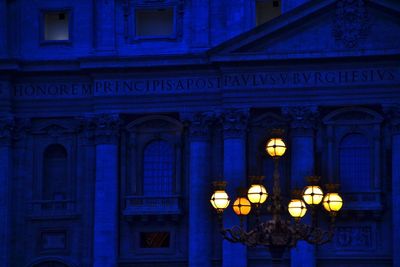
[210,132,343,264]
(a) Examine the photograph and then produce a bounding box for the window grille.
[143,140,174,196]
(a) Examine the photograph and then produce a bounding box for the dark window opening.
[44,11,69,41]
[135,8,174,37]
[256,0,281,26]
[339,133,371,192]
[43,144,68,200]
[140,232,170,248]
[143,140,174,196]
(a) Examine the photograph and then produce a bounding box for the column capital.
[92,114,122,145]
[383,104,400,135]
[182,112,215,141]
[0,117,13,146]
[13,118,31,142]
[282,106,319,136]
[221,109,249,139]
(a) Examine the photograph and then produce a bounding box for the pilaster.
[383,104,400,267]
[0,0,7,57]
[221,109,249,267]
[183,112,214,267]
[283,106,318,267]
[94,0,116,53]
[92,114,121,267]
[0,117,13,267]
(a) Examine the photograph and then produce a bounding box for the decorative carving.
[221,109,249,139]
[182,112,215,140]
[282,106,319,136]
[93,114,122,144]
[333,0,371,48]
[13,118,31,142]
[0,117,14,146]
[383,104,400,134]
[335,226,373,250]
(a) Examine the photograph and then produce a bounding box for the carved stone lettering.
[9,68,399,99]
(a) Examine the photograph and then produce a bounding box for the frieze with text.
[4,68,399,99]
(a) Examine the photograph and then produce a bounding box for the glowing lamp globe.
[233,197,252,216]
[302,185,324,205]
[288,199,307,220]
[266,138,286,158]
[247,184,268,204]
[210,190,230,212]
[323,193,343,213]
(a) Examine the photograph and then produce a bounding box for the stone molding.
[282,106,319,136]
[221,109,249,139]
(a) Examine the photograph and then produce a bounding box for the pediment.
[209,0,400,60]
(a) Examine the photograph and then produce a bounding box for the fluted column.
[93,114,120,267]
[0,117,13,267]
[283,106,318,267]
[384,104,400,267]
[222,109,248,267]
[185,112,214,267]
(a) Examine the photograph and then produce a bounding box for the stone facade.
[0,0,399,266]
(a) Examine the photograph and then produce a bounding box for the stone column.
[92,114,120,267]
[384,105,400,267]
[0,117,13,267]
[222,109,248,267]
[185,112,214,267]
[94,0,116,53]
[283,106,318,267]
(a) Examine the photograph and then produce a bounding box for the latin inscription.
[6,68,399,99]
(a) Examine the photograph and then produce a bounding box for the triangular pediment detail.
[209,0,400,60]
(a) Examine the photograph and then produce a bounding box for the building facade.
[1,0,400,266]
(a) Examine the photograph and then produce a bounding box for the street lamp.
[210,131,343,262]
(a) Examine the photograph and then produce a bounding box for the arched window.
[143,140,174,196]
[33,261,68,267]
[43,144,68,200]
[339,133,371,192]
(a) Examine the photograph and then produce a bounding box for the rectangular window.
[135,8,175,38]
[44,11,70,41]
[140,232,170,248]
[256,0,281,26]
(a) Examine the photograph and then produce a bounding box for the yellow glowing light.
[323,193,343,212]
[247,184,268,204]
[302,185,324,205]
[233,197,252,216]
[288,199,307,219]
[266,138,286,157]
[210,190,230,211]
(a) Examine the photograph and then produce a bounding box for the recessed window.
[140,232,170,248]
[256,0,281,26]
[44,11,70,41]
[135,8,174,37]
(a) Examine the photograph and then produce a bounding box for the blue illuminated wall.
[0,0,399,267]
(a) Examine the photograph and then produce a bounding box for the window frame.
[125,0,183,43]
[134,5,178,40]
[39,8,73,46]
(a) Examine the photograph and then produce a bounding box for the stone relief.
[333,0,371,48]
